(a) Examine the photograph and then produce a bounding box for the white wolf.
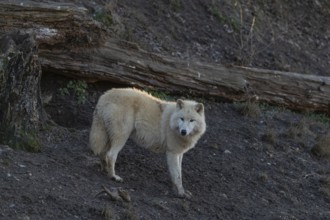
[89,88,206,198]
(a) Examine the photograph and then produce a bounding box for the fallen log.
[1,1,330,114]
[40,40,330,114]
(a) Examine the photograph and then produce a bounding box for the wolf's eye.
[190,119,195,122]
[180,117,184,121]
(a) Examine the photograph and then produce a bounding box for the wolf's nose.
[181,130,187,136]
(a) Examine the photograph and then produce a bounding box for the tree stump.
[0,31,44,152]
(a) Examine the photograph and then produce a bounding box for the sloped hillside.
[0,1,329,220]
[105,0,330,76]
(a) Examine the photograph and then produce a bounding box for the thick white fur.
[89,88,206,197]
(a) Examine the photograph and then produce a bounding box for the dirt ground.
[1,0,330,219]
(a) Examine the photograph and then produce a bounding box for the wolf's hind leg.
[105,133,131,182]
[103,108,134,182]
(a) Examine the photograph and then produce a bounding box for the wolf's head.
[170,99,206,137]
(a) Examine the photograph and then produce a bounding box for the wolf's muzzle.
[180,129,187,136]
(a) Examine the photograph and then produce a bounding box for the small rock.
[0,145,12,155]
[224,150,232,154]
[17,215,30,220]
[261,198,269,205]
[221,193,228,199]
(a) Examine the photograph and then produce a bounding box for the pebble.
[0,145,12,155]
[224,150,232,154]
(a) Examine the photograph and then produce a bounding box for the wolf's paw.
[178,190,192,199]
[111,175,123,182]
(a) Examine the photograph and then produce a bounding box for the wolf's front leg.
[166,152,192,198]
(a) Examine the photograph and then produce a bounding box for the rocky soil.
[1,0,330,219]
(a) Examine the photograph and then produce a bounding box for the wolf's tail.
[89,111,108,155]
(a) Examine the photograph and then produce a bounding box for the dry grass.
[258,172,268,182]
[319,176,330,196]
[288,118,317,149]
[319,176,330,187]
[236,100,261,118]
[311,135,330,159]
[288,118,313,139]
[125,203,137,220]
[319,187,330,196]
[181,200,190,212]
[102,205,116,220]
[261,129,277,145]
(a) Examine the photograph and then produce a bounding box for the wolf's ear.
[195,103,204,114]
[176,99,184,109]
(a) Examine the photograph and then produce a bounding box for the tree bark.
[0,31,44,151]
[1,1,330,115]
